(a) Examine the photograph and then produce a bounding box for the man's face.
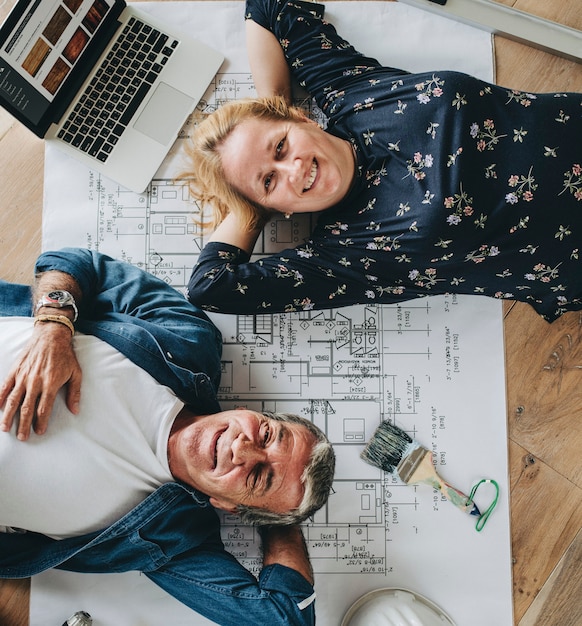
[168,409,316,514]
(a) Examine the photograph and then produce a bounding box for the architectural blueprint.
[34,3,513,625]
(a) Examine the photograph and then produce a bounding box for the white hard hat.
[341,588,456,626]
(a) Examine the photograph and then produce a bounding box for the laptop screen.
[0,0,121,132]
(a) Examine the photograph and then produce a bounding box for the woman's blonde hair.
[185,96,308,230]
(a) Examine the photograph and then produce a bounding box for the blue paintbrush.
[361,420,480,517]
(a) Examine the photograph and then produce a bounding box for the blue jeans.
[0,281,32,317]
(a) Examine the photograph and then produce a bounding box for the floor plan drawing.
[35,3,513,625]
[213,293,504,584]
[44,149,512,619]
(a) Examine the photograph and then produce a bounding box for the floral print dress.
[187,0,582,321]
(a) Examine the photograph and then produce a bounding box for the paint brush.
[361,420,480,516]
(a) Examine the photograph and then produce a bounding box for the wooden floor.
[1,0,581,624]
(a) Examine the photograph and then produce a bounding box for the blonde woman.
[186,0,582,321]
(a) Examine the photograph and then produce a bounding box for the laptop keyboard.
[57,17,178,162]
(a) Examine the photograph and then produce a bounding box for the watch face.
[37,290,78,321]
[47,290,68,303]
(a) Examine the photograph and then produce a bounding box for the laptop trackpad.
[134,82,195,145]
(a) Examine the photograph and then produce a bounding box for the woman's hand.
[0,322,82,441]
[208,211,269,254]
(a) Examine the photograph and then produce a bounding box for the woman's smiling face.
[218,116,356,214]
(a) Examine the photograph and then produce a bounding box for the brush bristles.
[360,420,413,472]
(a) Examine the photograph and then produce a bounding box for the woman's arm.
[244,0,384,113]
[246,18,292,102]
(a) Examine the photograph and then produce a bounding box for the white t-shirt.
[0,318,184,539]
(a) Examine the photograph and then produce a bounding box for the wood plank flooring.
[1,1,581,624]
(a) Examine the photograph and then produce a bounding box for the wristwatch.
[35,290,78,322]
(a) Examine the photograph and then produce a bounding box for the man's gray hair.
[236,411,335,526]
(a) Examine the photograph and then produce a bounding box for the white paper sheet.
[33,3,512,626]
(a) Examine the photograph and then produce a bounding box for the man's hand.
[0,322,82,440]
[260,525,313,584]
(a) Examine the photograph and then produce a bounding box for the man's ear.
[209,496,238,513]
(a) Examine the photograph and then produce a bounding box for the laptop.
[0,0,223,192]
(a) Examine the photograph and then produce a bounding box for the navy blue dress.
[188,0,582,321]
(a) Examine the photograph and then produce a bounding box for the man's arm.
[2,248,223,439]
[147,522,316,625]
[0,270,83,440]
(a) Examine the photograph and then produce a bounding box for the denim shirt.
[0,248,316,626]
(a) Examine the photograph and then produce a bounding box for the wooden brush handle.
[410,451,481,516]
[430,474,480,516]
